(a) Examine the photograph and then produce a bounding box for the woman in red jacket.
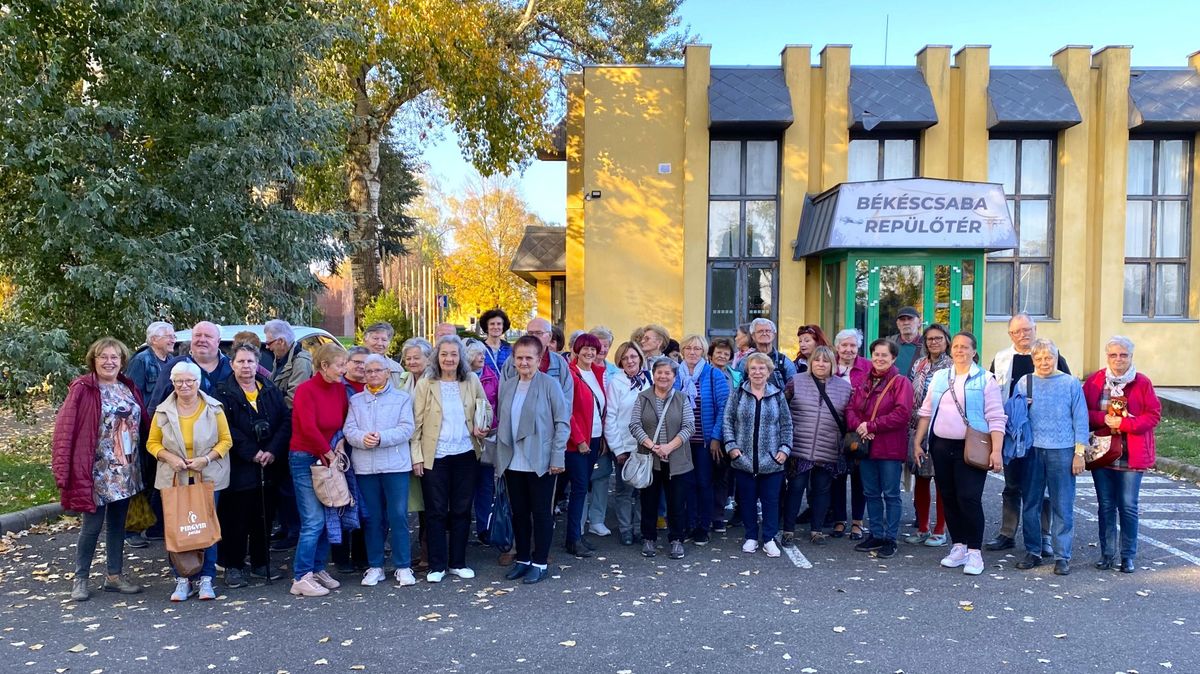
[1082,336,1161,574]
[52,337,147,601]
[846,338,915,560]
[564,333,607,558]
[287,343,350,597]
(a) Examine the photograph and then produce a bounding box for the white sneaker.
[169,577,192,602]
[197,576,216,600]
[449,567,475,579]
[940,543,969,568]
[588,522,612,537]
[427,570,446,583]
[290,572,330,597]
[312,570,341,590]
[963,550,985,576]
[742,539,759,554]
[394,568,417,586]
[762,540,781,558]
[361,568,386,587]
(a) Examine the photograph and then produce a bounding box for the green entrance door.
[820,251,984,354]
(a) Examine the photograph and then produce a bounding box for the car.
[140,324,345,372]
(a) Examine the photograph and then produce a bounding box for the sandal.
[849,523,865,541]
[810,532,827,546]
[830,522,847,539]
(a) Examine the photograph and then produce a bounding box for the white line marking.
[783,543,813,569]
[1182,538,1200,548]
[1138,519,1200,530]
[1138,503,1200,513]
[1135,489,1200,498]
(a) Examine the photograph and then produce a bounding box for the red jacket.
[52,373,147,513]
[1082,370,1161,470]
[846,366,915,462]
[290,374,349,457]
[567,360,607,449]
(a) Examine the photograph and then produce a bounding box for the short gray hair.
[1105,335,1135,356]
[346,345,370,359]
[170,360,202,382]
[428,335,471,382]
[1009,312,1037,329]
[833,328,863,349]
[588,325,614,343]
[146,321,174,343]
[648,355,679,377]
[364,321,395,340]
[464,339,486,365]
[363,353,392,371]
[749,318,776,334]
[263,319,295,345]
[1030,337,1058,361]
[400,337,432,359]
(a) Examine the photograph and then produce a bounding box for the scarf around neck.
[1105,365,1137,398]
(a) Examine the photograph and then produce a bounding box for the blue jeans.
[1092,467,1143,560]
[685,441,715,532]
[171,491,220,579]
[564,443,598,544]
[734,470,784,543]
[860,459,903,542]
[474,460,495,538]
[289,451,330,580]
[1021,446,1076,560]
[358,471,412,570]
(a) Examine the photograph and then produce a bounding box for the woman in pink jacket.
[846,338,914,559]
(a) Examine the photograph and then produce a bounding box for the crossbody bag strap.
[947,370,970,424]
[650,390,674,445]
[816,381,846,436]
[868,376,897,422]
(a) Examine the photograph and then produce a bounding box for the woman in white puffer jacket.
[602,342,651,546]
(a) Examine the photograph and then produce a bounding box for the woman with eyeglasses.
[905,324,953,548]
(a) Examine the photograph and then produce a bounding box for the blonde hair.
[313,343,347,370]
[679,334,709,354]
[85,337,131,375]
[742,351,776,374]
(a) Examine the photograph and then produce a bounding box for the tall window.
[707,139,779,336]
[847,137,917,182]
[986,137,1055,317]
[1125,138,1191,318]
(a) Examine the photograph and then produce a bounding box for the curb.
[1155,456,1200,484]
[0,502,65,535]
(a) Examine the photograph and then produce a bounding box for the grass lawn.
[1156,416,1200,468]
[0,431,57,514]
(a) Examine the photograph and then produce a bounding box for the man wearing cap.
[886,307,925,379]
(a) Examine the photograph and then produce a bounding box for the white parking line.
[1139,503,1200,513]
[1139,519,1200,530]
[783,543,813,569]
[1133,489,1200,498]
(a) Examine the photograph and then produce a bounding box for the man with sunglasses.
[264,319,313,409]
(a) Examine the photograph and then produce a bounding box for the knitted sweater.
[1016,372,1090,450]
[291,375,350,457]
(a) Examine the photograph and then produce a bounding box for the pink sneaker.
[289,573,330,597]
[312,570,341,590]
[940,543,969,568]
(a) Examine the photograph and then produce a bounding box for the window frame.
[1124,135,1193,319]
[847,132,920,182]
[985,134,1058,318]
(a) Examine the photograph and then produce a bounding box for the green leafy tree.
[0,0,348,410]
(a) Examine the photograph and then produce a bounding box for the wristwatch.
[1073,444,1086,458]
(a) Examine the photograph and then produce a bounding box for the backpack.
[1001,375,1034,465]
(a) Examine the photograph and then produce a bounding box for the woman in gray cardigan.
[630,357,695,560]
[491,336,570,584]
[782,346,852,547]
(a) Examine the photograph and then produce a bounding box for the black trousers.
[506,469,558,566]
[783,465,834,534]
[930,434,988,550]
[217,485,275,570]
[423,451,479,572]
[640,468,688,543]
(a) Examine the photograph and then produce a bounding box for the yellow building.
[524,44,1200,384]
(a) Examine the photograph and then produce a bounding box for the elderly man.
[148,321,232,410]
[435,323,457,339]
[264,319,313,408]
[363,321,406,389]
[984,312,1070,552]
[735,318,796,391]
[885,306,925,379]
[501,318,574,406]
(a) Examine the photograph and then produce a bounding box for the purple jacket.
[846,366,915,462]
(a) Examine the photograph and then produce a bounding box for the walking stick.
[260,463,272,585]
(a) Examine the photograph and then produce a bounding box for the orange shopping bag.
[162,472,222,553]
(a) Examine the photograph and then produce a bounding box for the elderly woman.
[412,336,491,582]
[603,342,651,545]
[639,324,671,360]
[782,346,851,547]
[1083,336,1161,574]
[911,332,1006,576]
[793,324,830,373]
[707,337,741,530]
[479,308,512,377]
[906,324,954,547]
[398,338,433,393]
[328,345,371,575]
[493,335,570,584]
[677,334,730,545]
[563,333,608,557]
[465,339,500,545]
[344,354,417,587]
[53,338,147,601]
[147,361,233,601]
[732,323,753,368]
[847,339,915,560]
[631,357,695,560]
[214,345,290,588]
[1011,338,1089,576]
[724,352,792,557]
[286,343,350,597]
[830,328,871,539]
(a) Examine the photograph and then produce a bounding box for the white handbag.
[622,391,672,489]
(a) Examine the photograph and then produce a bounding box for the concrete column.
[816,45,850,190]
[681,44,711,337]
[779,45,812,349]
[953,46,990,181]
[565,73,585,330]
[916,45,952,178]
[1089,46,1131,358]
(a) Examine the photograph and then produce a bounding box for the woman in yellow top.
[147,361,232,602]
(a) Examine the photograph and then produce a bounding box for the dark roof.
[987,68,1082,130]
[535,117,567,162]
[708,67,794,130]
[510,225,566,283]
[849,67,938,131]
[1129,68,1200,131]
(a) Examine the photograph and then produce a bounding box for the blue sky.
[419,0,1200,225]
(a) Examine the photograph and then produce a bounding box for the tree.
[441,178,541,323]
[0,0,347,409]
[324,0,693,319]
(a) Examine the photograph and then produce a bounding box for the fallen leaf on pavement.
[559,640,576,647]
[67,644,87,653]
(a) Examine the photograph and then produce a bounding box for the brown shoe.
[102,574,143,594]
[498,550,516,566]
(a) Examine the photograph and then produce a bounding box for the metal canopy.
[708,67,794,130]
[849,67,938,131]
[793,178,1017,259]
[987,67,1083,130]
[510,225,566,283]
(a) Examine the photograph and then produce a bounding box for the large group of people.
[51,307,1163,602]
